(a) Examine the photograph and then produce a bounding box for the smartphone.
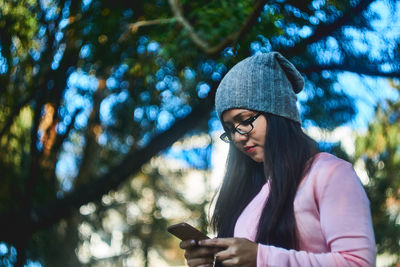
[167,222,210,241]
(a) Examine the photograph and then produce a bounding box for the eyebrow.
[222,111,254,126]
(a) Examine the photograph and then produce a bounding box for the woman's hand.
[198,238,258,267]
[180,239,220,267]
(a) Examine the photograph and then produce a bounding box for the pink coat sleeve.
[257,160,376,267]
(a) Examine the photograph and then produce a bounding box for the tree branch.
[300,63,400,78]
[168,0,210,51]
[51,108,82,159]
[118,18,177,42]
[281,0,375,56]
[74,78,105,186]
[169,0,268,56]
[37,100,213,228]
[0,95,214,242]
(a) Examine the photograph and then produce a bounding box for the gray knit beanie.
[215,52,304,123]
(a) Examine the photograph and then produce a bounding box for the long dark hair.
[211,113,319,249]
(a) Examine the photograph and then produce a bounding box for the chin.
[251,155,264,163]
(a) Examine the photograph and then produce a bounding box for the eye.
[224,126,235,134]
[240,116,255,126]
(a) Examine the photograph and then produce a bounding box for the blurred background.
[0,0,399,266]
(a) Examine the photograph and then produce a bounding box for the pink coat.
[234,152,376,266]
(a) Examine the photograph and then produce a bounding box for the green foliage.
[0,106,32,211]
[0,0,38,49]
[182,0,253,41]
[355,83,400,263]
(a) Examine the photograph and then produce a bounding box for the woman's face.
[222,108,267,162]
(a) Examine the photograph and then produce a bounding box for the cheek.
[253,129,266,144]
[260,133,266,146]
[233,142,242,151]
[255,122,267,143]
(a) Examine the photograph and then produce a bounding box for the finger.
[186,257,215,266]
[180,239,197,249]
[185,247,218,259]
[214,248,233,262]
[198,237,235,248]
[218,258,238,266]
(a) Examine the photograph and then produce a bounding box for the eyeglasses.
[220,112,262,143]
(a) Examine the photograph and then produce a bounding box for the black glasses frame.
[219,112,262,143]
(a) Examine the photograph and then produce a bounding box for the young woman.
[180,52,376,266]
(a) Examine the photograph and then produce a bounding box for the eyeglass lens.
[220,113,261,143]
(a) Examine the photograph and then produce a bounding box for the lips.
[243,146,256,153]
